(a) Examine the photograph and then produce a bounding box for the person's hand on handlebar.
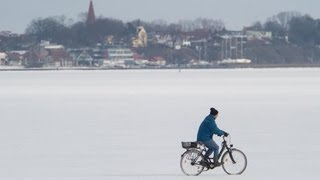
[224,132,229,137]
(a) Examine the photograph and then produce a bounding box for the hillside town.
[1,1,320,69]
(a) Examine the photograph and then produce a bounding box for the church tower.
[86,0,96,24]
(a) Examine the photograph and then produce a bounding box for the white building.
[246,30,272,40]
[104,48,134,67]
[0,52,8,65]
[182,40,191,47]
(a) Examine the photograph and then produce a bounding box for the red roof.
[49,49,71,62]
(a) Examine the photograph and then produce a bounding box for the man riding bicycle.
[197,107,229,167]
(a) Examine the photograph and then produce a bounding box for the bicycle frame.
[190,136,236,167]
[217,136,236,164]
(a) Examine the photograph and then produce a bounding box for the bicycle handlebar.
[222,134,230,141]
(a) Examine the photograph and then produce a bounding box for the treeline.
[250,11,320,47]
[24,15,225,48]
[23,11,320,49]
[25,16,127,47]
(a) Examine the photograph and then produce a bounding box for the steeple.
[86,0,96,24]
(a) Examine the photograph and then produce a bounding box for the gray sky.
[1,0,319,33]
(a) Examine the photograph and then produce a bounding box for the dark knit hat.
[210,108,219,116]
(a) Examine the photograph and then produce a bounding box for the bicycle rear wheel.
[180,149,204,176]
[222,149,247,175]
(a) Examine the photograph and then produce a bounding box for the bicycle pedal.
[209,164,216,169]
[199,161,208,166]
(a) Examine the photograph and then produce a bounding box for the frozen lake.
[0,68,319,180]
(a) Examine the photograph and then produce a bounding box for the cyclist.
[197,107,229,166]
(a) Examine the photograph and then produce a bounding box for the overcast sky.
[1,0,319,33]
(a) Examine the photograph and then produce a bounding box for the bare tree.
[179,18,224,32]
[178,19,196,32]
[268,11,302,30]
[26,16,71,44]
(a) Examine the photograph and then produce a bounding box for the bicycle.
[180,135,247,176]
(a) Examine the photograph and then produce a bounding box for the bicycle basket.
[181,142,198,149]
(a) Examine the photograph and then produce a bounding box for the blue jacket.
[197,114,225,142]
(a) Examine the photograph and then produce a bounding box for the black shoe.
[200,162,210,171]
[213,157,222,167]
[213,161,222,167]
[200,159,210,168]
[200,159,208,165]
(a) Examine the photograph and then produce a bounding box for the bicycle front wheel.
[180,149,204,176]
[222,149,247,175]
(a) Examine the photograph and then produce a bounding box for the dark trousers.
[203,139,219,158]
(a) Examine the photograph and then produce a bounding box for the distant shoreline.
[1,64,320,71]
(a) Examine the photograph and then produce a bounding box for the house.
[152,32,184,49]
[105,35,114,46]
[245,30,272,41]
[91,48,107,66]
[182,40,191,47]
[154,34,173,47]
[7,51,27,66]
[43,45,73,67]
[23,49,46,67]
[71,50,93,66]
[44,49,73,67]
[132,26,148,48]
[69,48,108,67]
[0,31,19,38]
[0,52,8,65]
[22,41,72,67]
[104,48,135,67]
[180,29,213,50]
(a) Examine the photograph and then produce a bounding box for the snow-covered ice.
[0,68,319,180]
